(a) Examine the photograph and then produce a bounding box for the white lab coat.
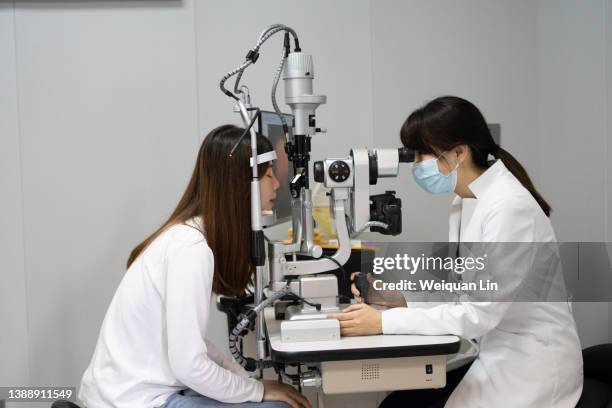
[381,160,583,407]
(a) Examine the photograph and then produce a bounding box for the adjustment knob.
[398,147,415,163]
[328,160,351,183]
[313,161,325,183]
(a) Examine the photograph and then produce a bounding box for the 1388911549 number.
[2,387,75,402]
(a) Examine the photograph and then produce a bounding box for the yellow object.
[312,206,336,242]
[286,184,337,245]
[286,205,336,245]
[312,183,336,243]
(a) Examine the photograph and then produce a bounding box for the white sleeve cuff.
[382,308,410,334]
[248,379,264,402]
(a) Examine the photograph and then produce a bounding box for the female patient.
[79,125,310,408]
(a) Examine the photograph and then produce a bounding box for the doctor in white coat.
[330,96,583,407]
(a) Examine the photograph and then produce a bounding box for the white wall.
[538,0,606,242]
[2,0,201,397]
[0,0,30,388]
[1,1,611,406]
[370,0,540,242]
[537,0,611,347]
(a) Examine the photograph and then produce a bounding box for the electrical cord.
[283,277,321,310]
[228,285,290,371]
[321,254,352,304]
[284,292,322,311]
[228,255,350,370]
[220,24,299,101]
[228,108,260,157]
[228,282,325,371]
[270,33,291,139]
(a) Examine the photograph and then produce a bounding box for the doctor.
[330,96,583,407]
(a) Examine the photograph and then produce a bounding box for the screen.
[258,111,294,223]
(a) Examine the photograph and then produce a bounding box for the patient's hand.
[328,303,382,336]
[262,380,311,408]
[350,272,407,308]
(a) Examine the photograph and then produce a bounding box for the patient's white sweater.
[79,219,263,408]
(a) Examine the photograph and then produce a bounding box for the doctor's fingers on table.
[328,304,383,336]
[327,310,358,321]
[262,380,312,408]
[338,321,382,337]
[327,303,372,322]
[326,302,372,318]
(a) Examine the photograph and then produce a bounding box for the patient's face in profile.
[260,165,280,211]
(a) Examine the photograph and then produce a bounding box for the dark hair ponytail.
[401,96,551,216]
[492,146,551,216]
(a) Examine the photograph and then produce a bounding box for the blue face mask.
[411,156,459,194]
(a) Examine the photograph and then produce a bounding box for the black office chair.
[576,343,612,408]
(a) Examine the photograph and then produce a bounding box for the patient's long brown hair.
[127,124,273,296]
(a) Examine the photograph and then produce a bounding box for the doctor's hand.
[262,380,311,408]
[350,272,407,308]
[328,303,382,336]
